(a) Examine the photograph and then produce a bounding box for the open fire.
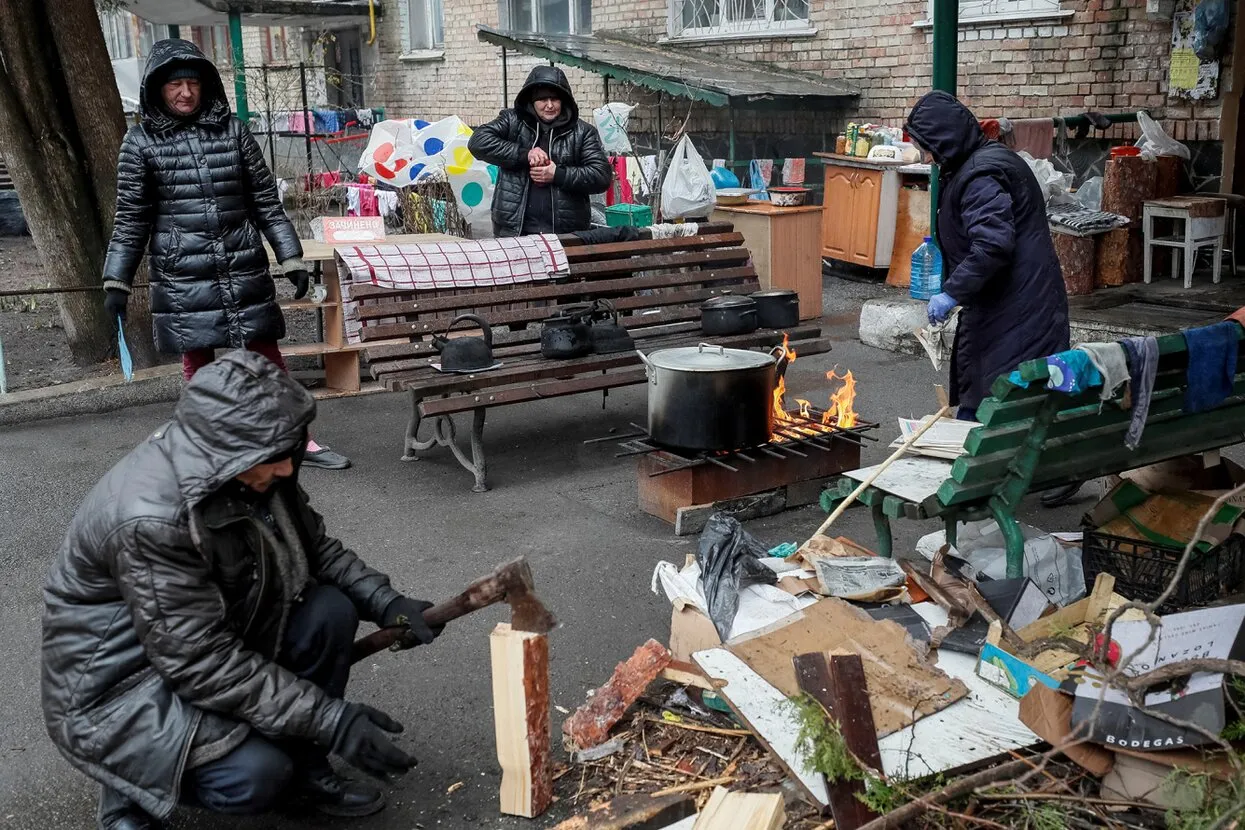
[771,333,859,440]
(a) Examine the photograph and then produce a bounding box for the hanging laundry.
[606,157,632,205]
[749,159,773,200]
[1008,349,1102,394]
[288,110,312,134]
[1009,118,1054,160]
[317,171,342,189]
[1121,336,1159,450]
[358,183,379,217]
[639,155,658,197]
[781,158,806,185]
[627,156,649,198]
[314,109,341,134]
[1183,321,1239,413]
[345,186,361,217]
[377,190,399,218]
[273,111,291,133]
[277,178,290,203]
[1075,342,1130,401]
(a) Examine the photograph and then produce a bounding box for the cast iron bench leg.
[871,502,893,559]
[400,394,490,492]
[402,392,424,461]
[988,497,1026,579]
[469,407,488,493]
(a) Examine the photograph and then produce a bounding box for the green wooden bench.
[821,327,1245,578]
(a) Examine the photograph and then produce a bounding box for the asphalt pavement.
[0,277,1089,828]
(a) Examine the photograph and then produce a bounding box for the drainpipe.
[228,9,248,121]
[928,0,957,236]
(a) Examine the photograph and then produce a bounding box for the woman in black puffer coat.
[101,39,306,364]
[468,66,611,237]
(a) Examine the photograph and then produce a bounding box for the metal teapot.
[432,314,495,372]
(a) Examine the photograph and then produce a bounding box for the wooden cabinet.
[816,154,904,270]
[711,202,824,320]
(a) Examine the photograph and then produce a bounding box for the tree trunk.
[0,0,160,367]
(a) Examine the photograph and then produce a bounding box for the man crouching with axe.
[41,350,553,829]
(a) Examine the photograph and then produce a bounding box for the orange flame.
[772,333,799,428]
[822,370,858,428]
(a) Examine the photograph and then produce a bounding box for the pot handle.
[635,350,657,384]
[697,343,725,355]
[444,313,493,349]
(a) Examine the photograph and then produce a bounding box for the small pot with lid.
[751,289,800,329]
[637,343,784,451]
[700,294,758,336]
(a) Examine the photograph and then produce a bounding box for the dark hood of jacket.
[170,350,315,509]
[139,38,231,133]
[514,65,579,130]
[905,91,987,171]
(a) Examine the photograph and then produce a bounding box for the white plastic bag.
[593,102,635,155]
[661,135,716,220]
[1018,151,1072,205]
[1074,176,1103,211]
[1135,111,1190,160]
[916,519,1086,607]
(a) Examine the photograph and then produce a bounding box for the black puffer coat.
[468,66,611,237]
[42,351,401,819]
[102,39,302,354]
[906,92,1069,409]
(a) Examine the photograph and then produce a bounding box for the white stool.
[1143,196,1226,289]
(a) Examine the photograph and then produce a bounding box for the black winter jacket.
[42,351,401,819]
[468,66,611,237]
[102,39,302,354]
[906,92,1069,409]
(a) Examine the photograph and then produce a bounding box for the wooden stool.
[1143,196,1226,289]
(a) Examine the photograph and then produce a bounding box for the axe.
[350,556,556,664]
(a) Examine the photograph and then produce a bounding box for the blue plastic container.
[909,236,943,301]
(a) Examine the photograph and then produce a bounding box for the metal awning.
[476,25,857,109]
[123,0,375,28]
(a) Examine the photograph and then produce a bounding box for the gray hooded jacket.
[41,351,400,819]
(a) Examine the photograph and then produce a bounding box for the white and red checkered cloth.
[336,235,569,343]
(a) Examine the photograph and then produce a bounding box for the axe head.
[497,558,558,634]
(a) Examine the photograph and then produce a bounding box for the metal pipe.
[228,10,248,121]
[501,47,509,108]
[929,0,957,236]
[300,62,313,184]
[262,64,275,173]
[168,24,180,38]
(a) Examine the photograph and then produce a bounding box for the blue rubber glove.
[927,292,958,325]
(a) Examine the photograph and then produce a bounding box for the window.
[191,25,232,64]
[502,0,591,35]
[100,11,134,60]
[137,21,170,58]
[922,0,1068,25]
[409,0,445,49]
[668,0,810,39]
[263,26,292,63]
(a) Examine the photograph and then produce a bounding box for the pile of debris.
[546,462,1245,829]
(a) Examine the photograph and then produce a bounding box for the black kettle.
[432,314,495,371]
[589,299,635,354]
[540,304,594,359]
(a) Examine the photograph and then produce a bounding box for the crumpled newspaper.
[913,308,959,371]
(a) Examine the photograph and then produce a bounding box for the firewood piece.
[490,623,552,818]
[549,793,697,830]
[1101,156,1157,222]
[794,652,882,830]
[563,639,672,750]
[692,786,785,830]
[1095,228,1143,287]
[1051,228,1096,296]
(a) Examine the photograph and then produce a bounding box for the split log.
[692,786,785,830]
[562,639,672,750]
[1095,228,1144,287]
[490,623,552,818]
[1101,156,1157,222]
[1051,227,1096,296]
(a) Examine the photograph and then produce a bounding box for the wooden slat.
[556,221,734,247]
[563,232,745,263]
[358,282,759,342]
[353,265,757,321]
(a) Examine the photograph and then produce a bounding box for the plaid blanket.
[336,235,569,343]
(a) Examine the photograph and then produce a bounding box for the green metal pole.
[168,24,180,38]
[228,10,248,121]
[929,0,958,236]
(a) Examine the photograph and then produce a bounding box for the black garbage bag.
[696,513,778,641]
[1194,0,1229,61]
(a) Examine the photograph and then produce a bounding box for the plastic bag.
[1194,0,1229,60]
[696,513,778,640]
[661,135,716,220]
[916,519,1086,607]
[1074,176,1103,211]
[593,102,635,155]
[1135,111,1190,160]
[1018,151,1072,205]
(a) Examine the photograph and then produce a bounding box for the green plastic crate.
[605,203,654,227]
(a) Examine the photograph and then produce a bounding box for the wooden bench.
[822,327,1245,578]
[349,225,831,491]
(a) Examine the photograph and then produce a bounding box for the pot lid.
[750,289,798,298]
[702,295,756,309]
[645,344,776,372]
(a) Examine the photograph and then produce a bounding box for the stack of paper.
[889,415,979,460]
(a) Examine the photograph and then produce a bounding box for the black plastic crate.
[1082,530,1245,614]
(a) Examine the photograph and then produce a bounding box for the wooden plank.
[691,786,785,830]
[794,653,881,830]
[673,489,787,536]
[563,232,746,262]
[353,265,758,320]
[359,281,760,341]
[884,188,930,288]
[490,623,552,819]
[877,603,1039,780]
[692,649,830,807]
[556,221,734,247]
[549,794,697,830]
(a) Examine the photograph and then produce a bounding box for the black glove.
[331,703,416,780]
[381,596,440,647]
[286,268,311,301]
[103,289,129,322]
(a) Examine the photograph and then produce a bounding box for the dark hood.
[139,38,231,133]
[514,65,578,130]
[167,349,315,507]
[905,91,987,171]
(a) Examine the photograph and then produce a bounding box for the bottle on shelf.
[909,236,943,301]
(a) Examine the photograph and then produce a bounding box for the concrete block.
[859,298,940,356]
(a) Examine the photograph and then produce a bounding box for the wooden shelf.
[313,381,385,400]
[280,298,340,310]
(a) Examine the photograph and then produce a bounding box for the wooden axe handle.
[350,578,506,664]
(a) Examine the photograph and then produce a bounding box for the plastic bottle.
[909,236,943,301]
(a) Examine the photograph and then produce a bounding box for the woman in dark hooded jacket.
[468,65,612,237]
[905,91,1069,419]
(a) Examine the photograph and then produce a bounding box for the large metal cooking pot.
[637,343,784,451]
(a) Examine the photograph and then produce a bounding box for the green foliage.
[787,693,863,784]
[1028,802,1070,830]
[857,777,906,815]
[1164,768,1244,830]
